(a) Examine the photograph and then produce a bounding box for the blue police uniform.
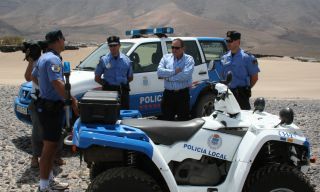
[95,52,133,109]
[157,53,195,121]
[32,50,65,142]
[95,52,132,85]
[221,48,260,109]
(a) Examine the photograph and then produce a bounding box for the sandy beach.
[0,48,319,99]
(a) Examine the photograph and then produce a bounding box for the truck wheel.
[243,164,314,192]
[194,93,215,117]
[86,167,162,192]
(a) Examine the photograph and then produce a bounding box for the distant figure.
[221,31,260,110]
[32,30,78,192]
[24,47,43,169]
[157,38,194,121]
[95,36,133,109]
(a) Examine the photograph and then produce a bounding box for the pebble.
[0,85,319,191]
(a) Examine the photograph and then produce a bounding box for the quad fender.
[223,128,309,192]
[73,119,179,192]
[235,128,309,163]
[151,141,179,192]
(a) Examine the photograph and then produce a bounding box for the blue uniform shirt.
[221,49,260,89]
[32,50,64,101]
[95,52,133,86]
[157,53,195,90]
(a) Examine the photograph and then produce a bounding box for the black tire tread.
[243,164,314,192]
[86,167,162,192]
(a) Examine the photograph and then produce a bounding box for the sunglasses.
[226,39,234,43]
[171,46,182,50]
[108,44,118,47]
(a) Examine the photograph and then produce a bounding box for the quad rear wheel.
[243,164,314,192]
[86,167,162,192]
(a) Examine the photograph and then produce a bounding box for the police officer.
[157,38,195,121]
[24,51,43,168]
[221,31,260,110]
[95,36,133,109]
[32,30,78,192]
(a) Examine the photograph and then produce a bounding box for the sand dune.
[0,48,319,99]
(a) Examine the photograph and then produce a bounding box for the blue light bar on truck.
[125,27,174,37]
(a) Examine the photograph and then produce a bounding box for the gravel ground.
[0,85,319,192]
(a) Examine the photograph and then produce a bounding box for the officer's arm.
[52,80,79,116]
[31,76,39,86]
[24,59,34,81]
[94,75,105,86]
[168,56,195,81]
[52,79,66,99]
[127,61,133,83]
[31,64,39,85]
[94,58,105,85]
[246,55,260,88]
[157,56,175,78]
[250,74,258,88]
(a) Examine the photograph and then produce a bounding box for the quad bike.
[68,73,315,192]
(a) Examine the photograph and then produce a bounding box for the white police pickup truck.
[14,27,227,124]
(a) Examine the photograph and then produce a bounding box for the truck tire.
[86,167,162,192]
[243,164,314,192]
[194,93,215,117]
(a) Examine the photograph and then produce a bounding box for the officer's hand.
[175,67,182,74]
[71,97,79,117]
[26,56,34,63]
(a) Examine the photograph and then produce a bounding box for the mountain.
[0,0,319,57]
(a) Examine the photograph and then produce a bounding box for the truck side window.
[199,41,226,63]
[166,41,201,66]
[130,42,163,73]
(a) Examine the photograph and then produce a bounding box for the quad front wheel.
[86,167,162,192]
[243,164,314,192]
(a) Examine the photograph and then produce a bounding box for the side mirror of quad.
[279,107,294,125]
[253,97,266,113]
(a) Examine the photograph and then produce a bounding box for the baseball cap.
[226,31,241,41]
[107,36,120,46]
[45,30,65,44]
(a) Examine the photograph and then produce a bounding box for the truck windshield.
[76,42,134,70]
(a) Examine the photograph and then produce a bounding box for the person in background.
[32,30,78,192]
[95,36,133,109]
[157,38,194,121]
[221,31,260,110]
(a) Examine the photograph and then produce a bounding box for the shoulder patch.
[105,62,112,69]
[51,64,61,73]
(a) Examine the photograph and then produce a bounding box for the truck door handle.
[199,71,207,75]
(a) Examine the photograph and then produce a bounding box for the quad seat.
[121,118,205,145]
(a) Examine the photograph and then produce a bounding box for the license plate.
[16,105,28,115]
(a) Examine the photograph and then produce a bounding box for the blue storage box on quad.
[79,90,120,124]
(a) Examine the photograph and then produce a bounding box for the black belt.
[103,82,130,92]
[38,98,64,106]
[165,87,189,93]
